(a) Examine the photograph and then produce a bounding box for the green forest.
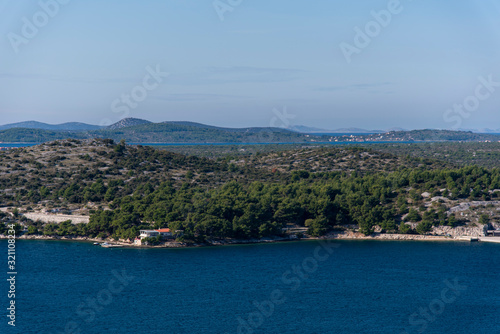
[1,139,499,242]
[67,165,500,240]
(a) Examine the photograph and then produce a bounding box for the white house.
[139,230,159,238]
[139,229,172,239]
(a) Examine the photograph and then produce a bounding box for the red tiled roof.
[156,228,171,233]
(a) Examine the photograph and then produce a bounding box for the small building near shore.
[156,228,172,238]
[139,228,173,239]
[136,228,174,246]
[486,230,500,237]
[140,230,159,238]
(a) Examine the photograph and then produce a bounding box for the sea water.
[0,239,498,333]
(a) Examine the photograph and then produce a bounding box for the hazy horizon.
[2,0,499,130]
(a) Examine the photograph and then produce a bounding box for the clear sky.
[1,0,499,130]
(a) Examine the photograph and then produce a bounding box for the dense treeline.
[84,165,500,241]
[3,140,500,241]
[0,122,316,143]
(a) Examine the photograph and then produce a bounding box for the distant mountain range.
[0,118,499,144]
[0,121,103,131]
[0,118,313,143]
[104,118,151,130]
[0,118,152,131]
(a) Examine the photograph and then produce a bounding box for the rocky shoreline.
[0,231,479,248]
[328,231,453,242]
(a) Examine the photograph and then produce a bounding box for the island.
[1,138,500,246]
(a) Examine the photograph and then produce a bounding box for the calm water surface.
[0,240,498,333]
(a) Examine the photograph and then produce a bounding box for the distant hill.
[460,128,500,134]
[0,121,102,131]
[0,128,89,142]
[106,118,152,130]
[384,127,406,132]
[0,121,314,143]
[364,129,500,142]
[95,122,310,143]
[288,125,401,134]
[165,121,295,134]
[288,125,334,133]
[331,127,382,134]
[0,119,499,144]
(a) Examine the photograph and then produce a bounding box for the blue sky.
[1,0,499,130]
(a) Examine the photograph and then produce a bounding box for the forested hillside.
[1,118,499,144]
[0,122,316,143]
[1,139,499,241]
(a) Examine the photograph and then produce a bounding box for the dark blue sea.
[0,240,499,334]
